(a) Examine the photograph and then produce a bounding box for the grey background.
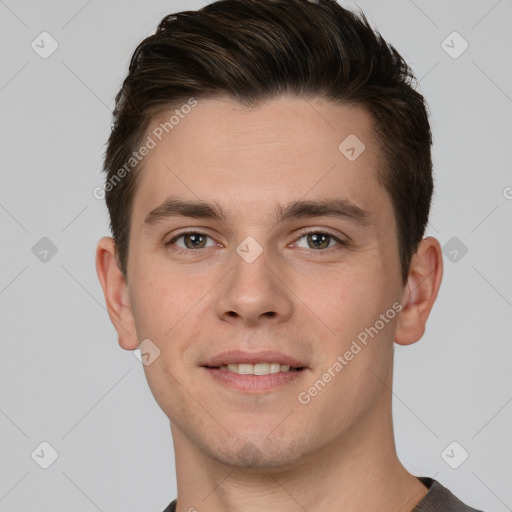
[0,0,511,510]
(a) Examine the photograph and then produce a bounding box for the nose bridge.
[230,238,274,302]
[216,237,293,324]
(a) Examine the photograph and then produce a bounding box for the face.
[125,96,405,469]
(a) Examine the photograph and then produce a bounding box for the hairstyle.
[102,0,433,283]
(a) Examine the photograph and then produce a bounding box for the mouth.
[205,363,305,375]
[201,351,308,392]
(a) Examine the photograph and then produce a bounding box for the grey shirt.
[163,477,484,511]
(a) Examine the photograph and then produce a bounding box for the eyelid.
[165,228,349,252]
[295,227,348,241]
[166,230,219,247]
[291,228,349,249]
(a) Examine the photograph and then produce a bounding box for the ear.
[394,236,443,346]
[95,236,139,351]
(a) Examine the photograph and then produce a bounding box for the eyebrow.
[143,197,370,227]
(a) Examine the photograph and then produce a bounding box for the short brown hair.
[102,0,433,283]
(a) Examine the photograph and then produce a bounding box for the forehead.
[132,95,387,224]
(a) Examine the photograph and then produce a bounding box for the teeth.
[270,363,282,373]
[219,363,295,375]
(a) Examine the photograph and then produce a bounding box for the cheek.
[129,261,192,341]
[289,258,389,335]
[129,256,220,372]
[287,255,399,387]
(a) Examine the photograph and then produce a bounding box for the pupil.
[186,234,205,248]
[309,233,328,249]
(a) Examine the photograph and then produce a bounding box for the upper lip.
[203,350,307,368]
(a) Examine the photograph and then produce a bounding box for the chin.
[207,433,310,472]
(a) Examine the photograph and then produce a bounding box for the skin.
[96,95,443,512]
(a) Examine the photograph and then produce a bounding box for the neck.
[169,394,428,512]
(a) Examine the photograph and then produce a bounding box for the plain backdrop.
[0,1,511,511]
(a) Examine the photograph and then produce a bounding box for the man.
[95,1,484,510]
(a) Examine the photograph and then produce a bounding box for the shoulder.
[413,477,485,512]
[162,479,485,512]
[162,499,176,512]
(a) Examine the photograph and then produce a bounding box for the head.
[97,0,442,470]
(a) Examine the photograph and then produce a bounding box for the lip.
[202,350,308,368]
[203,366,307,392]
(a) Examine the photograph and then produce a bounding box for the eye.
[165,230,347,253]
[293,231,347,250]
[166,232,216,250]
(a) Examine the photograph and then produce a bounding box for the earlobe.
[95,237,139,351]
[394,237,443,346]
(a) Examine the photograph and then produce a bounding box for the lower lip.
[203,367,307,392]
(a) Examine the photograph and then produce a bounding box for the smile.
[213,363,303,375]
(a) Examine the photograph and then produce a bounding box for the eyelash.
[165,229,348,255]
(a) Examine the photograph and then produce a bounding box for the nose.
[215,244,294,327]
